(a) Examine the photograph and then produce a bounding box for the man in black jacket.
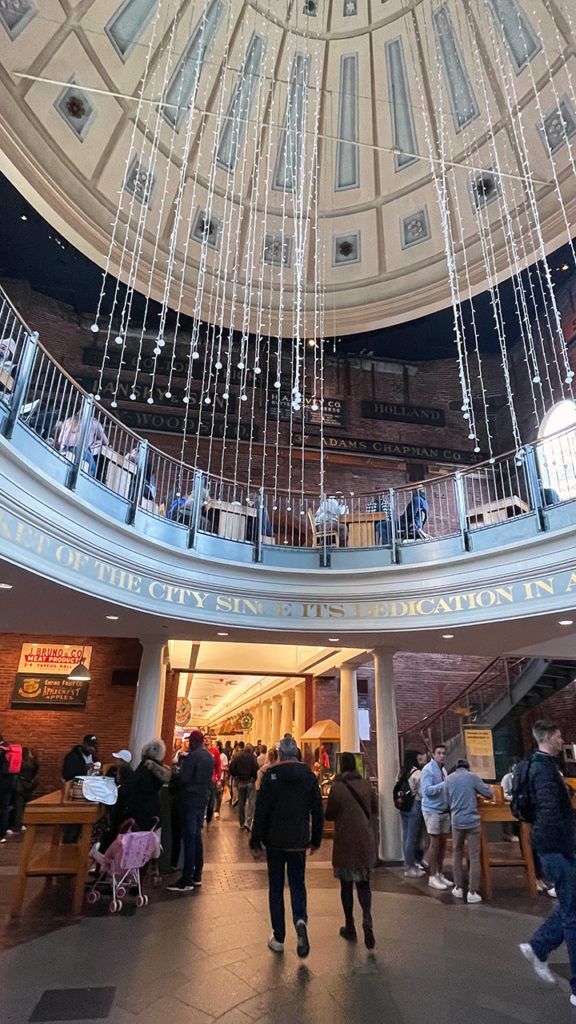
[520,720,576,1007]
[61,734,97,782]
[167,729,213,893]
[229,742,258,831]
[251,735,323,958]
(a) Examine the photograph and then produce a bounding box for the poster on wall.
[463,727,496,780]
[11,674,89,708]
[18,644,93,674]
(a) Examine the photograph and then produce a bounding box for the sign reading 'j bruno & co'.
[11,644,92,708]
[361,400,446,427]
[11,674,89,708]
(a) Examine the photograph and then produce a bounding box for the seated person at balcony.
[540,485,560,507]
[245,492,273,543]
[167,486,212,529]
[0,336,17,388]
[314,494,349,545]
[396,487,429,540]
[55,411,108,478]
[366,493,390,544]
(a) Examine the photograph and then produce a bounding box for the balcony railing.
[0,283,574,565]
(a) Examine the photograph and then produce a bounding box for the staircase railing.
[399,656,531,757]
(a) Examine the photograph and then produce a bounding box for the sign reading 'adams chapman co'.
[361,400,446,427]
[292,432,485,465]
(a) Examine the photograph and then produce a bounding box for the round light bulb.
[254,366,262,375]
[153,347,161,356]
[90,323,99,334]
[241,394,248,402]
[129,393,136,401]
[215,361,222,370]
[183,396,189,405]
[474,446,480,453]
[533,375,540,384]
[489,457,495,464]
[165,391,172,399]
[311,403,319,411]
[204,396,211,405]
[463,412,470,420]
[274,380,281,389]
[115,336,123,345]
[222,392,229,400]
[192,351,200,360]
[147,397,154,405]
[94,393,101,402]
[111,400,117,409]
[237,361,245,370]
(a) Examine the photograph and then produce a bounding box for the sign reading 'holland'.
[292,433,485,465]
[361,400,446,427]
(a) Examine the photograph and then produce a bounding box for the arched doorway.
[537,400,576,501]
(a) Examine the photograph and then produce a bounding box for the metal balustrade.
[1,283,576,566]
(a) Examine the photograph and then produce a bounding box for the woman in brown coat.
[325,752,378,948]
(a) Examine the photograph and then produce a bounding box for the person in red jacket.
[205,736,222,824]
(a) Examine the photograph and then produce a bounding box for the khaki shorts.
[423,810,451,835]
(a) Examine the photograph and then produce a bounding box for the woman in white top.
[55,412,108,477]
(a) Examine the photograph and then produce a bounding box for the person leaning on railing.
[54,412,108,478]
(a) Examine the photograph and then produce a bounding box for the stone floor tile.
[176,966,256,1016]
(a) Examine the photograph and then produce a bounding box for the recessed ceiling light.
[328,637,340,642]
[559,619,574,626]
[106,615,119,621]
[442,634,455,639]
[0,583,13,590]
[217,631,229,637]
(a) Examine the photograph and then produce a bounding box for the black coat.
[229,750,258,783]
[251,760,323,851]
[531,751,575,857]
[114,758,171,831]
[180,747,214,807]
[62,746,92,781]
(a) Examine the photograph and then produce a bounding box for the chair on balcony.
[307,509,340,547]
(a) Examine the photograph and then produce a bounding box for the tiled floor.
[1,806,575,1023]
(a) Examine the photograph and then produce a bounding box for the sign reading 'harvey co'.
[292,433,484,465]
[18,644,92,674]
[11,673,89,708]
[361,400,446,427]
[269,394,346,428]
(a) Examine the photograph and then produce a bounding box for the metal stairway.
[400,656,576,768]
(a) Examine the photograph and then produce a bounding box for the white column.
[253,704,263,745]
[270,695,282,745]
[294,683,306,745]
[373,648,403,863]
[340,665,360,752]
[279,689,294,737]
[130,640,167,763]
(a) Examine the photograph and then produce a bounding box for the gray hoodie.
[443,767,492,829]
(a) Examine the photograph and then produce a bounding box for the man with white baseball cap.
[106,749,133,786]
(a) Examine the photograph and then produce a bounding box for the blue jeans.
[374,520,390,545]
[266,849,307,943]
[181,802,206,884]
[61,446,97,477]
[531,853,576,993]
[401,801,424,867]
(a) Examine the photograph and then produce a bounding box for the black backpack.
[393,773,415,812]
[510,756,535,823]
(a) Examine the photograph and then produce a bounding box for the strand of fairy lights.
[92,0,167,399]
[458,1,543,436]
[122,5,189,411]
[482,0,574,393]
[412,18,479,451]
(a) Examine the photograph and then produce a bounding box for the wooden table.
[11,789,103,917]
[479,801,537,900]
[207,499,257,541]
[97,445,137,498]
[467,495,529,528]
[341,511,387,547]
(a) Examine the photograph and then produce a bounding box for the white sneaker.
[267,936,284,953]
[547,887,557,899]
[452,886,464,899]
[439,875,453,888]
[519,943,556,985]
[467,891,482,904]
[6,830,13,836]
[428,874,449,890]
[404,867,425,878]
[570,994,576,1007]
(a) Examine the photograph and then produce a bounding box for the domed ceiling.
[0,0,575,336]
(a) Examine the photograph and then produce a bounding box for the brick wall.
[521,680,576,753]
[0,634,141,793]
[3,278,508,496]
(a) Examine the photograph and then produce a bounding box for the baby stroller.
[87,819,161,914]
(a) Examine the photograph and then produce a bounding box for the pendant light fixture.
[67,647,91,683]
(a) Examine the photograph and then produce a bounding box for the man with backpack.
[0,733,22,843]
[518,720,576,1008]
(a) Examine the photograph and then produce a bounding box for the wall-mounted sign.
[114,410,258,440]
[269,395,346,428]
[82,348,262,387]
[463,727,496,780]
[18,644,92,674]
[292,433,485,465]
[361,400,446,427]
[11,673,89,708]
[79,377,237,413]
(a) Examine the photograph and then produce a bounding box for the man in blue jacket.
[520,720,576,1009]
[251,735,323,958]
[420,744,453,890]
[167,729,214,893]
